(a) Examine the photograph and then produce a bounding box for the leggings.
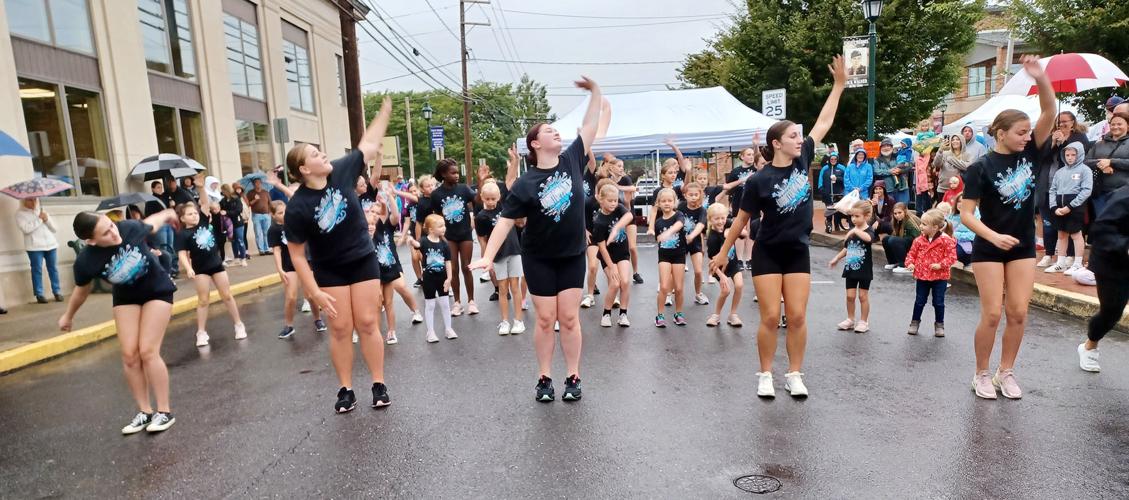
[912,279,947,323]
[1088,273,1129,343]
[881,236,912,267]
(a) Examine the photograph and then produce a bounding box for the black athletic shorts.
[970,239,1036,264]
[719,260,740,279]
[313,253,381,287]
[750,242,811,276]
[522,253,585,297]
[113,292,175,308]
[379,264,403,284]
[686,238,703,255]
[422,273,448,300]
[845,278,872,290]
[194,265,226,277]
[658,249,687,265]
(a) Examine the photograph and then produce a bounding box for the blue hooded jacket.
[844,149,874,198]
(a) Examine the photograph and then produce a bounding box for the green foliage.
[1011,0,1129,119]
[363,75,554,181]
[679,0,982,147]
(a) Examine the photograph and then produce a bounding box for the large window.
[138,0,196,79]
[19,77,113,196]
[152,104,208,166]
[235,120,271,175]
[967,66,987,98]
[336,54,346,106]
[283,40,314,113]
[6,0,95,54]
[224,14,264,100]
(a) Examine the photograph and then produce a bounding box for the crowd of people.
[46,53,1129,436]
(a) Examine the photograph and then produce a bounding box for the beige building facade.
[0,0,357,306]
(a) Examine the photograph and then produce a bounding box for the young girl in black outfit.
[175,201,246,347]
[653,188,690,327]
[960,56,1056,400]
[679,182,709,305]
[711,55,847,399]
[470,76,603,403]
[283,97,393,413]
[59,209,180,434]
[705,203,744,327]
[413,214,457,343]
[592,181,634,327]
[369,184,423,345]
[430,158,479,316]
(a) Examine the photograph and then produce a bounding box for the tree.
[363,75,555,181]
[1011,0,1129,119]
[679,0,982,148]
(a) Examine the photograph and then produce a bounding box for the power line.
[481,7,519,82]
[474,57,684,65]
[498,9,729,20]
[361,61,461,87]
[546,82,680,89]
[492,0,526,77]
[362,0,464,90]
[388,4,455,20]
[500,17,726,30]
[423,0,461,42]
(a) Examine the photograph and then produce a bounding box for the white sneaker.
[195,331,210,347]
[554,321,560,332]
[1064,256,1075,268]
[510,320,526,334]
[884,264,898,270]
[411,310,423,324]
[301,300,312,313]
[450,301,463,316]
[756,372,775,398]
[352,332,358,344]
[665,294,674,306]
[385,330,398,345]
[1045,263,1067,273]
[892,266,912,274]
[707,276,717,284]
[617,314,631,327]
[445,329,458,340]
[1078,343,1101,372]
[1064,264,1085,276]
[784,371,809,397]
[234,322,247,340]
[600,314,612,327]
[694,292,710,305]
[1036,255,1053,267]
[479,273,491,283]
[837,318,855,330]
[425,330,439,343]
[580,295,595,308]
[498,321,511,336]
[240,259,248,267]
[853,321,869,333]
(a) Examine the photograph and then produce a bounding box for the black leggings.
[881,236,912,267]
[1088,273,1129,343]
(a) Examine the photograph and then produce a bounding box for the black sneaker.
[414,279,423,288]
[489,288,499,301]
[54,294,64,302]
[371,382,391,408]
[593,286,600,295]
[535,376,555,402]
[563,375,582,401]
[36,295,48,304]
[121,411,152,435]
[145,412,175,433]
[633,273,644,284]
[334,387,357,413]
[314,319,328,333]
[278,326,295,339]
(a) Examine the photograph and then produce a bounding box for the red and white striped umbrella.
[999,53,1128,96]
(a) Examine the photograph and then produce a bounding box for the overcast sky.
[355,0,741,116]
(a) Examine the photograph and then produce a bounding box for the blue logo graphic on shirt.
[538,172,573,222]
[772,170,811,214]
[993,159,1034,210]
[844,240,866,271]
[193,226,215,251]
[408,205,417,221]
[424,248,446,273]
[360,198,375,213]
[658,233,679,249]
[441,195,465,223]
[613,227,627,243]
[738,170,754,182]
[583,179,591,197]
[375,233,396,268]
[103,245,148,285]
[314,188,348,233]
[683,215,698,235]
[727,246,737,260]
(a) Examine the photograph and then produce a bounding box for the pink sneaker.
[972,370,997,399]
[450,301,463,317]
[837,318,855,330]
[992,369,1022,399]
[467,300,479,315]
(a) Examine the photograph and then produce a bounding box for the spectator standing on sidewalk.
[914,146,938,214]
[962,125,988,161]
[844,148,875,199]
[1035,111,1089,267]
[890,138,914,204]
[220,183,249,266]
[16,197,63,304]
[873,139,898,200]
[246,179,272,255]
[145,180,175,274]
[1084,111,1129,216]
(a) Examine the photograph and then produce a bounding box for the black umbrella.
[96,192,159,210]
[129,153,206,181]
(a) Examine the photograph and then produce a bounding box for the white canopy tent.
[519,87,778,156]
[941,94,1080,137]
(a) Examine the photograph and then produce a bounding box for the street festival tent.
[941,94,1080,137]
[519,87,779,162]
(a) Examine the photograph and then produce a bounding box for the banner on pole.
[843,36,870,89]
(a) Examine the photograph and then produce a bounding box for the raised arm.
[575,76,603,150]
[266,169,296,198]
[143,209,177,233]
[505,145,519,189]
[808,55,848,145]
[357,96,393,165]
[1023,56,1057,148]
[665,137,687,172]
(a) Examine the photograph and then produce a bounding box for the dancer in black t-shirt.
[282,96,393,413]
[959,56,1056,400]
[59,209,180,434]
[710,55,847,399]
[470,76,603,402]
[266,200,326,339]
[174,201,246,347]
[429,159,479,315]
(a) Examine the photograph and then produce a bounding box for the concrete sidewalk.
[810,203,1129,332]
[0,254,282,373]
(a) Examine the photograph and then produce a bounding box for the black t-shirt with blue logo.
[707,220,740,276]
[739,136,815,246]
[283,149,374,267]
[430,183,476,242]
[591,203,630,264]
[501,137,588,258]
[726,164,756,214]
[654,211,687,256]
[583,169,598,198]
[962,140,1048,247]
[266,222,293,272]
[474,206,520,260]
[841,227,876,281]
[677,201,706,252]
[419,237,450,276]
[74,220,177,303]
[175,220,223,272]
[372,218,401,270]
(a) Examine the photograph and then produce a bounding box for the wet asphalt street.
[1,245,1127,499]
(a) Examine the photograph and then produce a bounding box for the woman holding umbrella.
[16,197,62,303]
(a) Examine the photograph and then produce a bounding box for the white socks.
[425,297,454,332]
[424,298,437,332]
[438,297,453,331]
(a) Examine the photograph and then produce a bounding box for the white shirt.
[16,207,59,251]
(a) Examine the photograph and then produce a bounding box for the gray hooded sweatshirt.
[961,126,987,160]
[1049,141,1093,209]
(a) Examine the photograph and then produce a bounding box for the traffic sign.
[762,88,786,119]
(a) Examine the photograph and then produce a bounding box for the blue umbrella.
[0,130,31,157]
[239,171,273,191]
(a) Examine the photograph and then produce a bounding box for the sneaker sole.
[562,393,581,401]
[386,339,398,345]
[336,403,357,413]
[992,381,1022,399]
[757,391,775,399]
[787,388,809,398]
[122,426,148,435]
[146,419,175,433]
[371,401,391,408]
[537,394,554,402]
[278,333,294,339]
[728,322,743,327]
[971,384,998,400]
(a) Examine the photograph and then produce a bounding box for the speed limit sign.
[762,88,786,119]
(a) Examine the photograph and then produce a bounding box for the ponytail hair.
[73,211,102,240]
[525,123,546,166]
[987,109,1030,143]
[763,120,797,163]
[286,142,310,183]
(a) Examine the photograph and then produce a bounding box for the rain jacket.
[1038,131,1090,207]
[1049,141,1094,209]
[844,150,875,199]
[941,176,964,207]
[16,202,59,252]
[874,150,897,194]
[914,149,935,195]
[1085,133,1129,195]
[905,232,957,282]
[890,138,914,194]
[817,154,845,204]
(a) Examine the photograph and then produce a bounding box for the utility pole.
[460,0,490,170]
[337,0,369,148]
[405,97,415,180]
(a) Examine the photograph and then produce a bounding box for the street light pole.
[422,101,433,162]
[867,19,877,140]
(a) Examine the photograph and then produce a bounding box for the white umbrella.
[999,53,1128,96]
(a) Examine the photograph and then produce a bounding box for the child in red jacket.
[904,209,957,337]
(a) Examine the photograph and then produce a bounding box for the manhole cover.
[733,474,782,494]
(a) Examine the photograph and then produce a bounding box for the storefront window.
[153,104,179,154]
[65,87,113,196]
[152,105,207,167]
[235,120,271,175]
[19,79,69,185]
[179,109,206,166]
[18,77,114,197]
[6,0,94,54]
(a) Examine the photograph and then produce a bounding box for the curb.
[811,231,1129,333]
[0,274,282,375]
